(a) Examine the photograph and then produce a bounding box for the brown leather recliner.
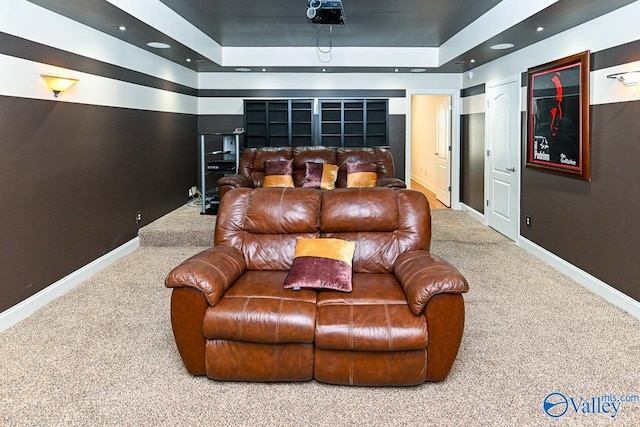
[165,187,469,386]
[217,146,406,199]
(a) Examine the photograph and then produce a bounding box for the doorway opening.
[409,94,454,208]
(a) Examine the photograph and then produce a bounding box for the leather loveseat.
[165,187,469,386]
[217,146,406,199]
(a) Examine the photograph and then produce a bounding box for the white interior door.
[486,78,520,240]
[435,97,452,207]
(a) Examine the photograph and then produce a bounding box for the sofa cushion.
[293,146,338,186]
[315,273,428,351]
[320,187,399,233]
[302,162,339,190]
[335,147,382,187]
[203,271,317,344]
[247,147,293,188]
[284,238,356,292]
[215,188,322,270]
[263,159,294,188]
[314,348,427,386]
[319,188,431,273]
[206,341,314,381]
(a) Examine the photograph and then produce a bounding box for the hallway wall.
[460,2,640,302]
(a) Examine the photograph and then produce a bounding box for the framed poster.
[526,51,591,181]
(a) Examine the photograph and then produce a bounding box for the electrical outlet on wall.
[188,186,198,197]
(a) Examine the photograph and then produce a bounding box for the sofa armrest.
[377,177,406,189]
[394,250,469,315]
[165,246,247,306]
[217,174,253,189]
[217,175,254,199]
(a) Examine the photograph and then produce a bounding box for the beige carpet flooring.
[2,203,639,426]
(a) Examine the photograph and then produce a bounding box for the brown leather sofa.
[165,187,469,386]
[217,146,406,199]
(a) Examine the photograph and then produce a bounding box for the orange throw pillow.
[346,162,377,187]
[263,159,294,188]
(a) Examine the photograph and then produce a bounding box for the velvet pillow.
[346,162,377,188]
[284,238,356,292]
[263,159,294,188]
[302,162,339,190]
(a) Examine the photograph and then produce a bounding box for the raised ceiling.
[158,0,503,47]
[26,0,637,73]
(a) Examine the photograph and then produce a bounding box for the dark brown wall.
[460,113,485,213]
[198,115,244,134]
[521,100,640,301]
[0,96,196,311]
[388,114,406,179]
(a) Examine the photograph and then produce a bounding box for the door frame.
[406,89,461,210]
[484,75,522,241]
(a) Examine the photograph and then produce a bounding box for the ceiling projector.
[307,0,345,25]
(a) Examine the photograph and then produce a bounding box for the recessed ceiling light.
[490,43,514,50]
[186,58,192,62]
[536,26,545,32]
[262,68,267,72]
[470,59,476,63]
[147,41,171,49]
[235,67,251,72]
[321,68,327,72]
[410,68,426,73]
[394,68,399,73]
[118,25,127,31]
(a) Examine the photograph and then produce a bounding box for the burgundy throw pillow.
[302,162,339,190]
[284,238,356,292]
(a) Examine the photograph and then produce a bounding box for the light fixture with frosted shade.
[607,71,640,87]
[41,75,78,97]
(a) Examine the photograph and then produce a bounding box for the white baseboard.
[519,237,640,321]
[0,237,140,332]
[460,203,486,224]
[410,176,436,194]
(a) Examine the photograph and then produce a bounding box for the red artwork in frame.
[526,51,591,181]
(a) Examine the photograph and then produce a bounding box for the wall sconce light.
[41,74,79,97]
[607,71,640,87]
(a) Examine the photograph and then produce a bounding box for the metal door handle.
[506,167,516,172]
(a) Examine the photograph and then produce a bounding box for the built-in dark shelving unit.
[244,99,313,147]
[244,98,388,148]
[319,99,389,147]
[290,100,313,147]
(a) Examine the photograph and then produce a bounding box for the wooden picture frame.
[526,51,591,181]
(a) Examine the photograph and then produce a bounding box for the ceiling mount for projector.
[307,0,345,25]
